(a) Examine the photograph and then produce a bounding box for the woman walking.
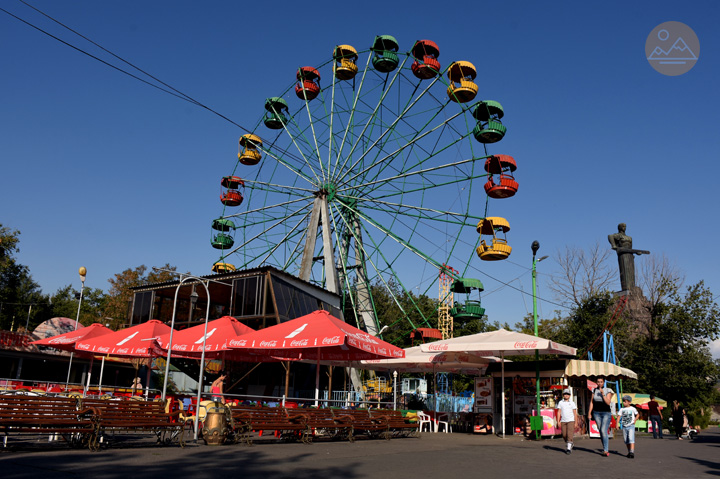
[672,400,685,440]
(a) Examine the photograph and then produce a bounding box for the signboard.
[588,419,615,438]
[474,377,493,412]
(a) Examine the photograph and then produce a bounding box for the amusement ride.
[210,35,519,342]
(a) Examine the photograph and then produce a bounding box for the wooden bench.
[0,394,98,449]
[333,408,391,439]
[371,409,420,438]
[79,397,185,448]
[302,408,354,441]
[229,405,310,444]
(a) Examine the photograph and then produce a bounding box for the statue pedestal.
[614,287,651,337]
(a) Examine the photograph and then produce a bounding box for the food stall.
[485,359,636,436]
[473,377,493,433]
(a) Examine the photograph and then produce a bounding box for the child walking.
[619,395,639,458]
[555,389,578,455]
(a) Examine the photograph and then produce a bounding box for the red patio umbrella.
[75,319,172,357]
[228,309,404,405]
[30,323,113,352]
[30,323,114,393]
[155,316,255,359]
[228,310,404,361]
[76,320,174,393]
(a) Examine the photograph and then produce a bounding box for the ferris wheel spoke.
[334,71,447,186]
[351,217,434,329]
[352,198,478,262]
[329,202,427,330]
[357,199,483,226]
[244,179,316,196]
[300,92,326,182]
[221,194,313,220]
[330,51,373,179]
[337,155,487,197]
[337,108,466,190]
[256,209,314,267]
[332,56,412,177]
[258,143,319,186]
[223,202,312,257]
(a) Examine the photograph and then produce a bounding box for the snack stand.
[486,359,612,436]
[473,377,493,433]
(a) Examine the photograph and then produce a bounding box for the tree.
[549,242,615,307]
[369,279,438,348]
[625,281,720,408]
[104,264,178,328]
[45,285,108,327]
[0,224,43,331]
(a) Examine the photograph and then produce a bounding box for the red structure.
[295,67,321,100]
[220,176,245,206]
[484,155,518,199]
[410,328,443,345]
[411,40,441,80]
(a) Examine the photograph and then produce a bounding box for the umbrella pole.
[98,356,106,395]
[84,356,94,397]
[132,361,139,395]
[314,353,320,407]
[284,361,290,399]
[328,366,333,408]
[145,358,151,399]
[501,352,505,439]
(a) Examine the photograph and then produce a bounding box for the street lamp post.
[65,267,87,389]
[154,268,212,443]
[531,241,548,439]
[393,370,398,410]
[161,278,199,401]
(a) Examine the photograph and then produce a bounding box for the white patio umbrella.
[361,345,500,374]
[420,329,577,437]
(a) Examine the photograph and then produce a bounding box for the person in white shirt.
[555,389,578,455]
[618,395,639,458]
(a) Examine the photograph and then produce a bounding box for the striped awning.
[564,360,637,380]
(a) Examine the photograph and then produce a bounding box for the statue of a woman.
[608,223,649,291]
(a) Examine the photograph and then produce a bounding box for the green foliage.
[368,279,438,347]
[45,285,108,327]
[625,281,720,407]
[104,264,178,328]
[0,224,43,331]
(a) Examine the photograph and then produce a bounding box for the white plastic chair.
[436,413,452,433]
[417,411,433,432]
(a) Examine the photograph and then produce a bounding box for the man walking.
[588,376,615,457]
[647,394,664,439]
[556,389,578,455]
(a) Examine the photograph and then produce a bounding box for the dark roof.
[129,264,340,298]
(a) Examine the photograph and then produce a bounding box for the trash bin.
[202,401,229,445]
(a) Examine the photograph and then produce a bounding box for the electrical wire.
[2,2,331,169]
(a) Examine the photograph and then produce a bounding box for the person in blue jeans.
[618,395,639,458]
[588,376,615,456]
[647,394,664,439]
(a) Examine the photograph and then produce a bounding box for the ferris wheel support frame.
[299,195,340,294]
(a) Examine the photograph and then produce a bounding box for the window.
[131,291,154,325]
[232,276,265,317]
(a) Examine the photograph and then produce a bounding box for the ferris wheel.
[210,35,518,339]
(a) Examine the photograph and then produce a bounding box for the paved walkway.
[3,427,718,478]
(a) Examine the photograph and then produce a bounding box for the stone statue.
[608,223,650,291]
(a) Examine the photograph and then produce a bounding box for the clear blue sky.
[2,1,719,355]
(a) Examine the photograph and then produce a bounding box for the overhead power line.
[1,2,250,133]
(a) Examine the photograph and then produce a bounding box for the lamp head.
[78,266,87,282]
[531,241,540,257]
[190,291,199,307]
